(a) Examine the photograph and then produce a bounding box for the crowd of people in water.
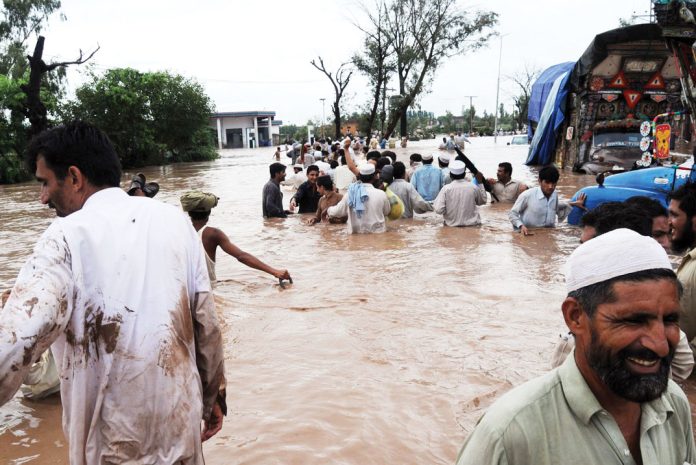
[261,136,587,235]
[6,121,696,464]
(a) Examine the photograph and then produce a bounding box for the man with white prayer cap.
[432,160,486,227]
[327,162,390,233]
[456,228,695,465]
[438,152,452,185]
[410,152,444,201]
[281,163,307,190]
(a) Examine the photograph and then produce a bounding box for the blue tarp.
[525,62,575,166]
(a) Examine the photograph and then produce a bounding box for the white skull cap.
[565,228,672,293]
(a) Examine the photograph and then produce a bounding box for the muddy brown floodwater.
[1,136,694,464]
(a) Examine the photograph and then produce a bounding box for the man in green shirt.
[669,182,696,347]
[456,229,695,465]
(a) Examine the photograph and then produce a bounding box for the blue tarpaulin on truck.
[525,62,575,166]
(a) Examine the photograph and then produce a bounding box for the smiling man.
[456,228,694,465]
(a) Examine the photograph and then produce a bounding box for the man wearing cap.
[410,153,444,201]
[263,162,292,218]
[433,160,486,227]
[181,191,291,284]
[281,164,307,190]
[485,162,527,203]
[290,165,321,214]
[327,163,391,233]
[438,153,452,186]
[456,228,695,465]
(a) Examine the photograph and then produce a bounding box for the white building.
[209,111,282,149]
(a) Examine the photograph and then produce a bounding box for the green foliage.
[65,68,217,168]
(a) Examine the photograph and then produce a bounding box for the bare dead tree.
[22,35,99,136]
[507,65,540,132]
[310,56,353,139]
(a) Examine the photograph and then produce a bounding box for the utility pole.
[320,98,326,139]
[494,34,507,144]
[463,95,476,135]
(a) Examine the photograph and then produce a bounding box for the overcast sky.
[40,0,653,125]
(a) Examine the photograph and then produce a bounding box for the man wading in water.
[0,121,226,464]
[180,191,292,285]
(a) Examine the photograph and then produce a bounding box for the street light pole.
[494,35,505,144]
[320,98,326,139]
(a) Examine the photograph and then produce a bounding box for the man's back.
[0,188,223,464]
[411,164,442,201]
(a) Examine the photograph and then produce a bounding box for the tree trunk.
[366,78,383,136]
[399,107,408,137]
[23,36,49,137]
[333,103,341,139]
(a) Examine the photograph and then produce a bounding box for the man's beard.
[586,327,673,402]
[672,218,696,254]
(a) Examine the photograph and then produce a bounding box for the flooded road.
[0,136,662,464]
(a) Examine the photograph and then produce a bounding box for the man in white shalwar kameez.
[0,121,226,465]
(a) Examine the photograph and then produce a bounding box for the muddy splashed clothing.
[0,188,225,465]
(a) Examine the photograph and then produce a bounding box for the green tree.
[382,0,498,137]
[508,65,539,131]
[66,68,217,168]
[353,0,395,136]
[0,0,64,183]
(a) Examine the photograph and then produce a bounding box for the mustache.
[620,346,673,366]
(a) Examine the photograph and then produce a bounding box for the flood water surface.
[2,137,679,464]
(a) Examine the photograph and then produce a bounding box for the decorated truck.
[527,2,696,174]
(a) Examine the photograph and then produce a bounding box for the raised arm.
[343,138,360,176]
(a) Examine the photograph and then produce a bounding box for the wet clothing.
[282,171,307,190]
[292,181,321,213]
[334,165,356,191]
[491,179,524,203]
[411,164,444,201]
[21,349,60,399]
[678,247,696,345]
[328,183,391,233]
[456,353,695,465]
[313,191,346,224]
[0,188,225,465]
[433,180,486,227]
[388,179,433,219]
[198,225,217,285]
[262,179,287,218]
[509,186,571,229]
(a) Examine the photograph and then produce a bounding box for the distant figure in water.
[181,191,291,285]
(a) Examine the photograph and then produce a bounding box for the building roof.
[211,111,276,118]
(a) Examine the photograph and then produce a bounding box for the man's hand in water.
[201,402,224,442]
[274,269,291,280]
[569,193,588,211]
[520,225,532,236]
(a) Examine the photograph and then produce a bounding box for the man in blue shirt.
[410,153,443,201]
